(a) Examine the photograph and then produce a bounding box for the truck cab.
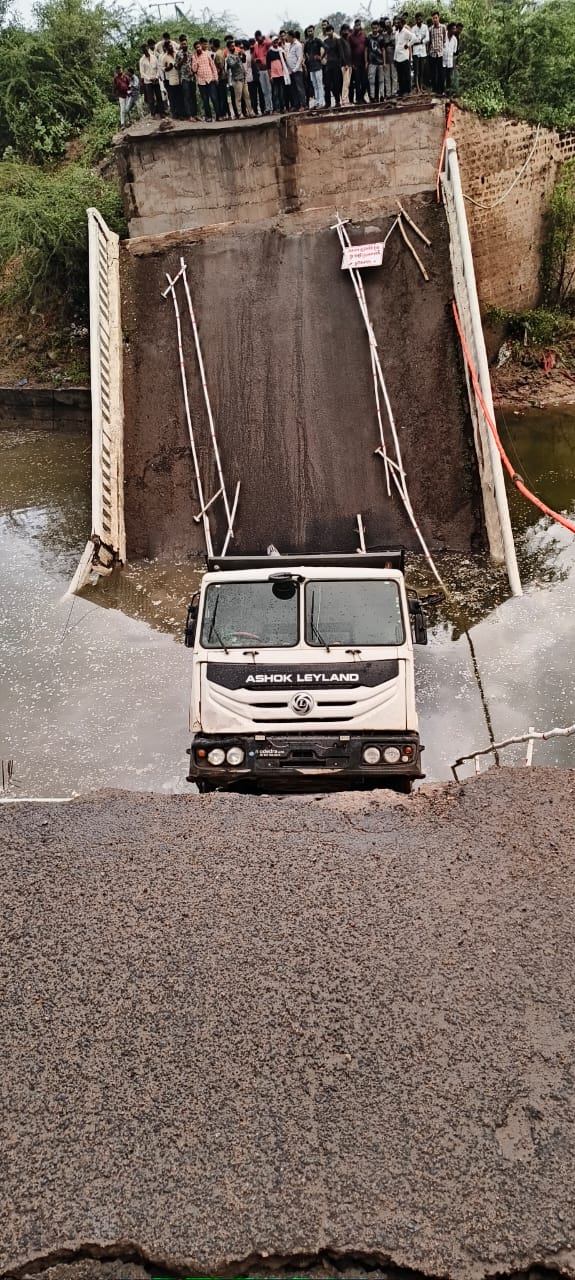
[184,552,427,791]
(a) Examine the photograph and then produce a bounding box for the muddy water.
[1,413,574,796]
[0,430,194,797]
[416,408,575,779]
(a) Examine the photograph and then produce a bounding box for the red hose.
[452,299,575,536]
[436,103,454,204]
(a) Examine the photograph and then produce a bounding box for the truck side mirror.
[184,594,199,647]
[409,598,428,645]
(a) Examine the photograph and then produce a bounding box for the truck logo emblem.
[290,692,315,716]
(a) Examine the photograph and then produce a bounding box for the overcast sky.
[12,0,387,39]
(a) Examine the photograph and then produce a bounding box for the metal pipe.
[164,272,214,559]
[445,139,522,597]
[180,259,235,544]
[334,215,446,590]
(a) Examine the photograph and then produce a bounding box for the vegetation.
[485,305,574,347]
[454,0,575,126]
[0,161,125,307]
[540,160,575,307]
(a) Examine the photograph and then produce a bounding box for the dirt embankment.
[121,197,482,560]
[2,767,575,1280]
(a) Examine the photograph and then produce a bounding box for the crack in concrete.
[0,1245,449,1280]
[4,1247,574,1280]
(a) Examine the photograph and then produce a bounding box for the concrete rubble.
[2,768,575,1279]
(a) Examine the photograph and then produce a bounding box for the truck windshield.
[201,582,299,648]
[305,580,405,646]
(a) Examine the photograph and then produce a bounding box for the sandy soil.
[121,196,482,561]
[2,767,575,1279]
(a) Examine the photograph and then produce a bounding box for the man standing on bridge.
[192,39,220,121]
[428,11,447,94]
[393,16,414,97]
[349,18,367,104]
[253,30,273,113]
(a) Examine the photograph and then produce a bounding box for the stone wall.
[451,109,575,310]
[0,386,90,431]
[115,104,445,239]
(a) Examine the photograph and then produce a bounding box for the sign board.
[341,242,384,270]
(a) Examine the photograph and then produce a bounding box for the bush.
[540,160,575,306]
[461,76,505,118]
[0,159,126,309]
[485,304,574,345]
[80,99,120,166]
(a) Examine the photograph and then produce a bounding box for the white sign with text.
[341,242,384,270]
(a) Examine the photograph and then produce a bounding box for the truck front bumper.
[187,731,424,785]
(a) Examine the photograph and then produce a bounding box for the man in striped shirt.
[428,11,446,94]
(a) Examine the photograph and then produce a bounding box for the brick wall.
[452,109,575,310]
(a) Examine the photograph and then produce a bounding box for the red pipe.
[436,103,454,203]
[452,299,575,536]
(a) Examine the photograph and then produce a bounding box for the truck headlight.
[207,747,226,766]
[363,746,381,765]
[383,746,401,764]
[226,746,245,766]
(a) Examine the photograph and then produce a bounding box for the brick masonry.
[452,108,575,309]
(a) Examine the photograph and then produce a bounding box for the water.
[416,408,575,779]
[1,413,574,796]
[0,430,194,798]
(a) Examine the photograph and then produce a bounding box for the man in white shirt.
[393,17,414,97]
[284,30,306,108]
[411,11,429,92]
[442,22,458,95]
[139,44,164,116]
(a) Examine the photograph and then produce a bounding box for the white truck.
[184,552,428,792]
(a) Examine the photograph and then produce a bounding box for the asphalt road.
[2,769,575,1280]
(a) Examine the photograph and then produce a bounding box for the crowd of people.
[112,13,462,126]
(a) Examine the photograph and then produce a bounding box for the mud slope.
[122,196,482,559]
[2,768,575,1279]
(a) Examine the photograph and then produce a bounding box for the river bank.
[492,357,575,410]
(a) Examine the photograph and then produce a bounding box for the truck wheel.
[392,778,413,795]
[196,779,217,794]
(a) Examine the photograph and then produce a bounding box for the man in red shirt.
[348,19,368,103]
[113,65,131,128]
[253,29,272,112]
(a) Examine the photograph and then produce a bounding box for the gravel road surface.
[2,769,575,1280]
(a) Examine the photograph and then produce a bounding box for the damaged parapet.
[68,208,125,596]
[441,138,522,596]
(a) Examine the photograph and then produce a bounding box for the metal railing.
[452,722,575,780]
[67,207,125,596]
[441,138,522,598]
[163,257,239,558]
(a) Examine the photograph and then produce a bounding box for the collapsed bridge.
[71,102,520,594]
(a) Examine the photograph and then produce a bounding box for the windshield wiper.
[310,590,328,648]
[207,595,229,653]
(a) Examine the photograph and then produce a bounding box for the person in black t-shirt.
[323,24,343,108]
[366,20,385,103]
[304,26,325,107]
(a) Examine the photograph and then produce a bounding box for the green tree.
[454,0,575,125]
[541,160,575,306]
[0,159,125,307]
